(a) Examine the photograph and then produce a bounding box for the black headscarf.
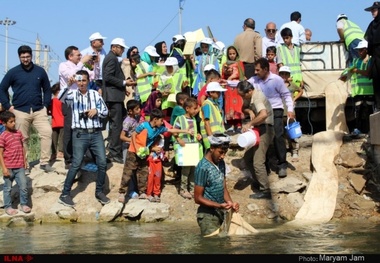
[154,41,169,63]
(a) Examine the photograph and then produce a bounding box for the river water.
[1,220,380,256]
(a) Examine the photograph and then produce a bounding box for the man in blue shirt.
[0,45,54,173]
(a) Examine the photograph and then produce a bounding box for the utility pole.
[0,17,16,73]
[179,0,184,34]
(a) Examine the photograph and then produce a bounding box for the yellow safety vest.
[343,20,364,48]
[158,72,186,110]
[172,115,204,160]
[199,99,225,149]
[350,57,373,97]
[136,61,153,103]
[279,45,302,86]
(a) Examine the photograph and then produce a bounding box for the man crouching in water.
[194,133,240,236]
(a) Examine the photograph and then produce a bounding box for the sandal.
[5,208,18,216]
[147,195,156,202]
[180,191,192,199]
[139,193,148,199]
[20,205,31,213]
[154,195,161,203]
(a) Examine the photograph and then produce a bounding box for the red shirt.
[0,130,25,168]
[50,98,64,128]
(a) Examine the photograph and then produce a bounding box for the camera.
[92,53,98,60]
[75,75,83,81]
[79,112,88,119]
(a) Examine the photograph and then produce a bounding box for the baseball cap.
[110,38,127,48]
[336,14,348,21]
[279,66,291,73]
[144,45,160,57]
[208,132,231,146]
[204,64,216,72]
[89,32,107,41]
[206,82,226,92]
[165,57,178,66]
[354,40,368,49]
[215,41,225,51]
[173,34,185,43]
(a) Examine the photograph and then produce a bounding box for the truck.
[297,41,357,134]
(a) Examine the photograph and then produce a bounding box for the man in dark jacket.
[102,38,133,163]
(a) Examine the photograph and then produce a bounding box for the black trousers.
[107,101,125,159]
[62,103,73,165]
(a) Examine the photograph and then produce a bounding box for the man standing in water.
[194,133,239,236]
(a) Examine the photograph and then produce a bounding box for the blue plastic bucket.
[285,118,302,139]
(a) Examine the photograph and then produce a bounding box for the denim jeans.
[3,168,28,208]
[61,129,107,196]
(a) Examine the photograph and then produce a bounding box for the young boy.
[173,97,203,199]
[118,99,141,203]
[194,133,239,237]
[199,82,226,150]
[49,82,64,160]
[278,66,303,161]
[277,27,304,89]
[119,108,192,202]
[0,111,31,215]
[266,46,278,75]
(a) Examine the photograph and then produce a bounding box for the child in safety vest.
[172,98,203,199]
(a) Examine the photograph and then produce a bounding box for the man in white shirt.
[81,32,107,91]
[276,11,306,46]
[262,22,278,56]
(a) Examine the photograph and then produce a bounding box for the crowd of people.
[1,3,379,235]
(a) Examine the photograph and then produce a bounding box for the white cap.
[215,41,225,51]
[89,32,107,41]
[279,66,291,73]
[165,57,178,66]
[204,64,216,72]
[200,37,214,45]
[337,14,348,21]
[144,45,160,57]
[354,40,368,49]
[206,82,226,92]
[110,38,127,48]
[173,34,185,43]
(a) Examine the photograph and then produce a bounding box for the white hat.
[173,34,185,43]
[337,14,348,21]
[200,37,214,45]
[279,66,291,73]
[354,40,368,49]
[204,64,216,72]
[89,32,107,41]
[215,41,225,51]
[111,38,127,48]
[144,45,160,57]
[165,57,178,66]
[206,82,226,92]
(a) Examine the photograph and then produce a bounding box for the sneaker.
[249,191,271,199]
[180,190,192,199]
[20,205,31,213]
[25,167,30,176]
[58,195,75,207]
[40,164,56,173]
[153,195,161,203]
[278,167,287,178]
[95,192,110,205]
[118,193,126,203]
[5,208,18,216]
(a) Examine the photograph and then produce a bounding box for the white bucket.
[237,129,259,148]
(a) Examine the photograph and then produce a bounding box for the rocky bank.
[1,133,380,226]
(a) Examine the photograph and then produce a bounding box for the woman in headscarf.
[154,41,169,64]
[364,2,380,111]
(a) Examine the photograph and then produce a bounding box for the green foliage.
[28,126,41,162]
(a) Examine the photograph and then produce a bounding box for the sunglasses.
[266,29,277,33]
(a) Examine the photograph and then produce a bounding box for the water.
[1,221,380,254]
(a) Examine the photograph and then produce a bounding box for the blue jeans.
[3,168,28,208]
[61,129,107,196]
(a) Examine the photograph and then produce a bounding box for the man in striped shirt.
[58,70,109,207]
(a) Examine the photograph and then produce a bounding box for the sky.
[0,0,375,84]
